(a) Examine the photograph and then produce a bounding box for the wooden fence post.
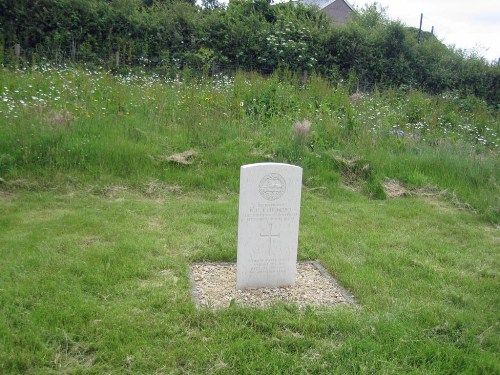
[71,39,76,60]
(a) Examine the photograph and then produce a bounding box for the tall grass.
[0,65,498,221]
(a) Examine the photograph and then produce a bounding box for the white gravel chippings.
[189,261,356,309]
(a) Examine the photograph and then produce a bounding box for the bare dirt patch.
[52,335,95,371]
[3,178,42,190]
[89,181,181,200]
[141,180,182,198]
[383,179,444,199]
[139,269,179,289]
[0,188,18,202]
[332,155,371,184]
[80,236,108,248]
[382,179,409,198]
[382,179,480,214]
[152,150,197,165]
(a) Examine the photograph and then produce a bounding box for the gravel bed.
[190,261,356,309]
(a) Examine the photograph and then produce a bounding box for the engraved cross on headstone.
[260,223,280,255]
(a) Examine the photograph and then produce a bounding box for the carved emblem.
[259,173,286,200]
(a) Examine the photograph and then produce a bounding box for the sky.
[348,0,500,62]
[216,0,500,62]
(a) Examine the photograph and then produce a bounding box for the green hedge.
[1,0,498,104]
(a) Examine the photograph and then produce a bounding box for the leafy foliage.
[1,0,499,103]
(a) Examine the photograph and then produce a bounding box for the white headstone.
[236,163,303,289]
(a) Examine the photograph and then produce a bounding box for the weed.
[293,119,312,145]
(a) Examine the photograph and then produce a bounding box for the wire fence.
[0,42,430,96]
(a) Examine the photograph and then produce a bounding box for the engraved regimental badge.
[259,173,286,201]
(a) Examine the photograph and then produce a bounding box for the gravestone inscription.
[236,163,303,289]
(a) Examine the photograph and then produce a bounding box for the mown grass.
[0,189,498,373]
[0,65,499,373]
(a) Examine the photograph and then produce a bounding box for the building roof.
[299,0,355,11]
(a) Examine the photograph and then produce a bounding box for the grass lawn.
[1,186,498,373]
[0,66,498,373]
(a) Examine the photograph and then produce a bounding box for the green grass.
[0,67,498,221]
[0,189,498,373]
[0,65,499,372]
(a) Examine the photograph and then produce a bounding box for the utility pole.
[418,13,423,43]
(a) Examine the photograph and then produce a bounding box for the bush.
[1,0,498,104]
